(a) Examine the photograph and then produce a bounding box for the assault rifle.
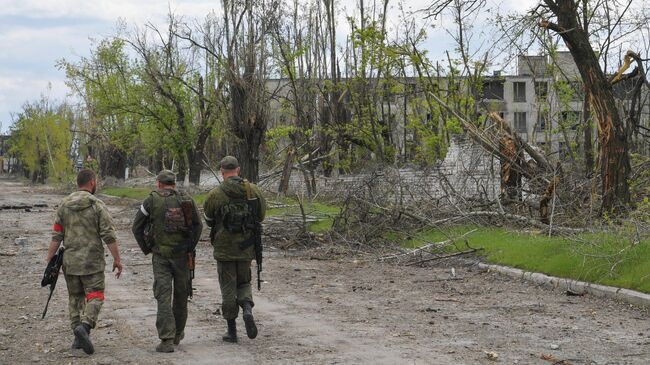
[180,197,196,298]
[242,182,263,291]
[251,220,263,291]
[41,245,64,319]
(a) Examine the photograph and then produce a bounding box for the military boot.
[73,323,94,355]
[222,319,237,343]
[71,336,82,350]
[173,331,184,345]
[156,339,175,353]
[242,301,258,339]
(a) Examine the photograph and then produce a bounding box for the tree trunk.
[152,149,164,173]
[278,147,296,194]
[176,156,186,185]
[499,137,523,202]
[100,145,126,179]
[583,99,594,176]
[188,150,203,186]
[235,140,261,183]
[542,0,630,211]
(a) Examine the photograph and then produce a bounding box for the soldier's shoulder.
[250,183,264,197]
[141,192,155,205]
[89,195,110,211]
[205,186,227,202]
[176,189,197,202]
[207,185,225,196]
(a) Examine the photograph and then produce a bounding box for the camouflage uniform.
[132,179,202,343]
[51,190,116,331]
[203,175,266,320]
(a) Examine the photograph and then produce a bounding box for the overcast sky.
[0,0,536,133]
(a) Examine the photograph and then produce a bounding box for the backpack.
[221,197,254,233]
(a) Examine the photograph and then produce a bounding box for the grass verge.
[388,225,650,294]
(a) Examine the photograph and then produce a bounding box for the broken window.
[513,82,527,102]
[514,112,527,133]
[534,81,548,101]
[536,112,548,132]
[482,80,504,100]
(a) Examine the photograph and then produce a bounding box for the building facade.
[265,51,649,162]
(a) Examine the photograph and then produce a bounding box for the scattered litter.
[484,351,499,361]
[97,320,113,329]
[566,290,585,296]
[14,237,27,246]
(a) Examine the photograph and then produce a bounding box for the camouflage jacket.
[203,176,266,261]
[131,188,202,258]
[52,190,117,275]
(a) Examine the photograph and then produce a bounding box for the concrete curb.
[476,262,650,308]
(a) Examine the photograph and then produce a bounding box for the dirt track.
[1,177,649,364]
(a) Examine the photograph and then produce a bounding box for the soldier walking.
[45,169,122,355]
[131,170,202,352]
[203,156,266,343]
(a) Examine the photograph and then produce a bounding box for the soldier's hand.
[113,260,123,278]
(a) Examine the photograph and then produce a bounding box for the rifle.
[252,221,263,291]
[41,245,64,319]
[242,182,263,291]
[180,197,196,298]
[187,249,196,298]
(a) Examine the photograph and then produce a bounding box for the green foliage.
[9,99,73,182]
[266,125,298,151]
[61,39,141,154]
[416,134,447,164]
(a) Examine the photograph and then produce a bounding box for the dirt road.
[1,177,649,364]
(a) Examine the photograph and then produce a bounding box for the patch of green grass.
[267,198,340,233]
[389,225,650,294]
[192,193,208,206]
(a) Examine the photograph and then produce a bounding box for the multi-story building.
[470,51,648,158]
[265,51,649,162]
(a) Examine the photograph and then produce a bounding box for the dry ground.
[0,177,649,364]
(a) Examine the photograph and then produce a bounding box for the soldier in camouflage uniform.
[46,169,122,355]
[131,170,202,352]
[203,156,266,343]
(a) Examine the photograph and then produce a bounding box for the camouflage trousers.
[152,254,189,340]
[64,271,105,331]
[217,260,254,320]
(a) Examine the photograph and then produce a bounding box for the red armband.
[86,291,105,302]
[53,223,64,232]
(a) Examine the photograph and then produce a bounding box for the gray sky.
[0,0,535,133]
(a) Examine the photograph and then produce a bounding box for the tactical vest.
[149,189,191,258]
[221,181,256,234]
